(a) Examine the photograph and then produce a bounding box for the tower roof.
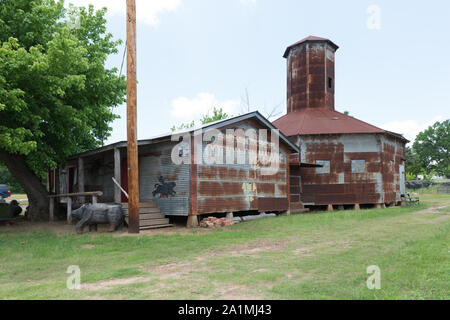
[273,109,408,142]
[283,36,339,58]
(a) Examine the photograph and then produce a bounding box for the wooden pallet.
[123,202,173,230]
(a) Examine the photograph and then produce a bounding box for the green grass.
[0,194,448,300]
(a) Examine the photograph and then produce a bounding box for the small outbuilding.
[49,112,303,228]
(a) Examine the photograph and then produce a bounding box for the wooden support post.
[92,196,98,205]
[78,157,85,204]
[187,215,199,228]
[55,167,60,195]
[67,197,72,224]
[381,203,386,209]
[46,171,50,192]
[126,0,139,233]
[114,148,121,204]
[327,204,334,211]
[375,203,382,209]
[49,198,54,222]
[354,203,360,210]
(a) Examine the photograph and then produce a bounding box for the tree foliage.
[413,120,450,178]
[171,107,230,132]
[405,146,424,179]
[0,164,24,193]
[0,0,126,219]
[0,0,126,175]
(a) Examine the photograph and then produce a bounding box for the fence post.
[67,197,72,224]
[49,198,54,222]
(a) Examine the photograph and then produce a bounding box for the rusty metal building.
[50,112,301,228]
[273,36,408,208]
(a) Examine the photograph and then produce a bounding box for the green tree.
[405,146,424,180]
[413,120,450,178]
[0,164,24,193]
[0,1,126,220]
[170,107,230,132]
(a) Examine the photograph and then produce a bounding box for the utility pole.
[126,0,139,233]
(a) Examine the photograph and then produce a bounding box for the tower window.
[316,160,330,174]
[328,77,333,89]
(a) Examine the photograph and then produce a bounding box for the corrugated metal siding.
[196,121,289,214]
[380,135,406,203]
[139,142,190,216]
[299,133,385,205]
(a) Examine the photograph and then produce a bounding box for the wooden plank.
[139,219,170,227]
[126,0,139,234]
[78,157,85,203]
[123,207,160,214]
[124,213,166,220]
[125,218,170,226]
[139,224,173,230]
[121,202,157,209]
[49,191,103,198]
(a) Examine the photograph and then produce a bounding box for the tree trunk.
[0,152,49,221]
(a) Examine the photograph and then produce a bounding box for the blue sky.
[68,0,450,144]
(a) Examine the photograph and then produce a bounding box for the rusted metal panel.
[286,42,336,112]
[258,198,289,211]
[292,133,406,206]
[297,134,384,205]
[195,120,290,214]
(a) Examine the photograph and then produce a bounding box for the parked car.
[0,184,11,199]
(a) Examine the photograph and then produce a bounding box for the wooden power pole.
[126,0,139,233]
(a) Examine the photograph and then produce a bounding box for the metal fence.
[437,186,450,194]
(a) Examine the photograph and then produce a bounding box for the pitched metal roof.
[70,111,299,159]
[283,36,339,58]
[273,109,408,141]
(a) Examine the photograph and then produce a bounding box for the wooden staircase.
[290,202,310,213]
[122,202,173,230]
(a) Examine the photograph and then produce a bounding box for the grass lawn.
[0,194,448,300]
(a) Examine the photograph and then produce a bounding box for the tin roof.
[283,36,339,58]
[273,109,408,141]
[70,111,299,159]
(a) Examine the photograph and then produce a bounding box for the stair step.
[121,202,157,209]
[125,217,170,226]
[290,202,305,210]
[124,213,166,220]
[140,218,171,227]
[140,224,173,230]
[123,207,161,214]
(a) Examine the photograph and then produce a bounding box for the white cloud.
[170,93,240,120]
[67,0,182,26]
[380,115,446,143]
